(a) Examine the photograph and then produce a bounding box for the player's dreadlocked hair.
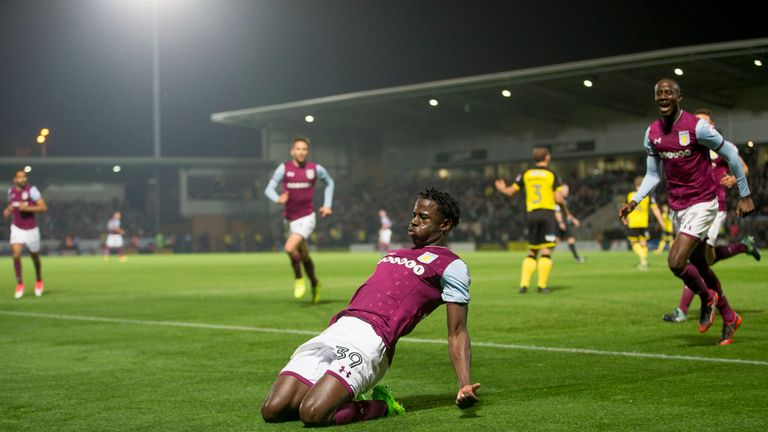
[418,187,461,229]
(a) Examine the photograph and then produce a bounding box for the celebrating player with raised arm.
[261,188,479,426]
[619,79,753,345]
[663,108,760,323]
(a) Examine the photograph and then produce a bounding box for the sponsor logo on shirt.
[379,255,425,275]
[678,131,690,146]
[658,149,692,159]
[417,252,439,264]
[286,182,312,189]
[286,171,295,177]
[306,169,315,180]
[653,137,662,145]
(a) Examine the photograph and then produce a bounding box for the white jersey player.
[104,211,126,262]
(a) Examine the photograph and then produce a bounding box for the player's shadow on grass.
[672,335,724,347]
[546,285,575,293]
[398,393,452,412]
[738,309,763,315]
[399,393,485,418]
[298,299,346,307]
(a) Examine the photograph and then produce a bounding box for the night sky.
[1,0,764,158]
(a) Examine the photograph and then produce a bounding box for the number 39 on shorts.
[335,345,363,368]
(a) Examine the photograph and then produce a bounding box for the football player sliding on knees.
[261,188,479,426]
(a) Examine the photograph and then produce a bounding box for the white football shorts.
[10,225,41,253]
[287,212,316,239]
[705,210,727,247]
[670,198,719,241]
[378,228,392,245]
[279,316,388,397]
[106,234,124,249]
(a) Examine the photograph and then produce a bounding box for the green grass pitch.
[1,251,767,431]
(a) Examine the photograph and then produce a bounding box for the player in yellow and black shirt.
[622,176,665,270]
[654,203,674,255]
[495,147,568,294]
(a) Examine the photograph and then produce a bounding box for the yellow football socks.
[520,257,537,288]
[537,256,553,289]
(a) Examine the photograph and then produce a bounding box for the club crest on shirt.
[21,191,28,200]
[709,149,719,160]
[678,131,690,147]
[306,169,315,180]
[417,252,438,264]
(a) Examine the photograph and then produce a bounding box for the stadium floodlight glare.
[304,115,315,123]
[40,128,50,136]
[437,168,449,179]
[747,140,754,148]
[428,99,439,107]
[24,166,32,173]
[583,79,593,88]
[674,68,684,76]
[113,165,122,173]
[755,59,763,67]
[36,135,46,144]
[501,89,512,98]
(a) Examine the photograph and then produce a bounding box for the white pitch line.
[2,310,766,367]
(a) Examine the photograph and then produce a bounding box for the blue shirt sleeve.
[316,164,334,208]
[29,186,42,201]
[694,119,724,150]
[264,164,285,203]
[441,259,471,304]
[633,158,662,204]
[715,141,750,198]
[696,119,750,197]
[632,127,662,203]
[643,127,657,157]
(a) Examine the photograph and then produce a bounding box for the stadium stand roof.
[211,38,768,139]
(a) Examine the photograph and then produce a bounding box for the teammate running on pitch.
[265,137,334,303]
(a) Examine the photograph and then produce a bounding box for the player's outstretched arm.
[446,302,479,409]
[264,164,286,204]
[21,198,47,213]
[721,156,750,189]
[554,208,565,229]
[618,201,637,222]
[318,206,332,217]
[651,203,664,228]
[569,215,581,227]
[736,197,755,217]
[317,164,334,215]
[494,179,519,197]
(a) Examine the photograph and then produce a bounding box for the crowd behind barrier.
[1,162,765,254]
